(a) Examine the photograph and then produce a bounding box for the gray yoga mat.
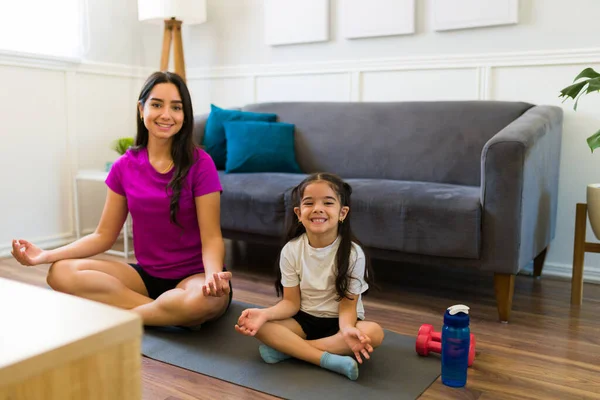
[142,301,440,400]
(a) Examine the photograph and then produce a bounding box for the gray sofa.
[193,101,563,323]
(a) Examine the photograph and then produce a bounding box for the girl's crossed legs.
[254,314,384,380]
[46,258,231,327]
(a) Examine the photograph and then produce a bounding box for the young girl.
[235,173,384,380]
[11,71,232,328]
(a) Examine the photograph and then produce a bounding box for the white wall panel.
[264,0,329,46]
[188,77,255,112]
[0,66,70,247]
[256,73,350,103]
[362,68,479,101]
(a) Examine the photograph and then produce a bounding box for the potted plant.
[560,67,600,239]
[105,137,134,171]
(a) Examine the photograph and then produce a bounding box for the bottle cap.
[444,304,470,328]
[447,304,470,315]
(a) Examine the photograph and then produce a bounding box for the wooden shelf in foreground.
[0,277,143,399]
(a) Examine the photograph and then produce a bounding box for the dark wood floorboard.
[2,239,599,399]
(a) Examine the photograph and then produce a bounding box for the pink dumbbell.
[415,324,476,367]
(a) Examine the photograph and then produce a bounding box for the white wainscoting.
[361,68,479,102]
[0,50,153,258]
[187,77,255,114]
[0,65,71,247]
[2,47,600,287]
[256,73,351,103]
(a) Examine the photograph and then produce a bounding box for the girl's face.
[139,83,184,141]
[294,181,349,245]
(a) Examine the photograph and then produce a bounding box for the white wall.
[84,0,161,68]
[182,0,600,283]
[185,0,600,67]
[0,58,153,255]
[2,0,600,285]
[0,0,159,256]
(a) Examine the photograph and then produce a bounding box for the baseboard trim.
[539,262,600,284]
[0,228,130,259]
[2,236,597,285]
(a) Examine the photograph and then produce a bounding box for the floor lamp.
[138,0,207,82]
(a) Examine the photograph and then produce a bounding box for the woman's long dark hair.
[133,71,195,227]
[275,172,375,301]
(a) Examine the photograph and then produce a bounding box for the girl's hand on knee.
[342,327,374,364]
[202,271,232,297]
[234,308,267,336]
[11,239,48,266]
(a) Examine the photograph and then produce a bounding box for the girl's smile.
[295,181,349,247]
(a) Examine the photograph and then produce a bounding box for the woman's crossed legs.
[47,258,231,326]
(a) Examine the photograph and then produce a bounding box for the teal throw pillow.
[223,121,302,174]
[203,104,277,170]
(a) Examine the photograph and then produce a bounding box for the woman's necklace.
[151,158,174,173]
[161,160,174,173]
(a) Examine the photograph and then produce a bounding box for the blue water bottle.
[441,304,470,388]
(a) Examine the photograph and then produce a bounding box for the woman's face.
[139,82,184,141]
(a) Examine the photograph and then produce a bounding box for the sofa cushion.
[219,172,306,236]
[203,104,278,170]
[223,121,302,174]
[346,179,481,259]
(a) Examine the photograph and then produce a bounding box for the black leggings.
[128,264,233,309]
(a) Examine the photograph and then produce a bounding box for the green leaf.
[111,137,134,155]
[559,67,600,155]
[587,129,600,153]
[559,81,588,102]
[573,86,589,111]
[586,77,600,93]
[574,67,600,82]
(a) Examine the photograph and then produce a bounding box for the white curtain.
[0,0,88,59]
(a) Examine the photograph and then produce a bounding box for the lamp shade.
[138,0,207,25]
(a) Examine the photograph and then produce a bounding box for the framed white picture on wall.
[340,0,415,39]
[264,0,330,46]
[433,0,519,31]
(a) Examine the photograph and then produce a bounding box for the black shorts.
[293,311,341,340]
[129,264,233,308]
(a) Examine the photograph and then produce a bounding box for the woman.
[11,71,231,327]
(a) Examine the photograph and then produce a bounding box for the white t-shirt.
[280,234,369,319]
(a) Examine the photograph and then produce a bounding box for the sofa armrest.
[193,112,210,146]
[480,105,563,274]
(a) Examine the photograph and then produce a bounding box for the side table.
[571,203,594,305]
[0,277,142,399]
[73,170,133,259]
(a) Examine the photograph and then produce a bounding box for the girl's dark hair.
[275,172,374,301]
[133,71,195,227]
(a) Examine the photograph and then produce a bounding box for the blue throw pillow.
[223,121,302,174]
[203,104,277,170]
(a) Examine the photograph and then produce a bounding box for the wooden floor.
[2,241,600,400]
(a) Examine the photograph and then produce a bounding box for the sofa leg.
[494,273,515,323]
[533,246,548,279]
